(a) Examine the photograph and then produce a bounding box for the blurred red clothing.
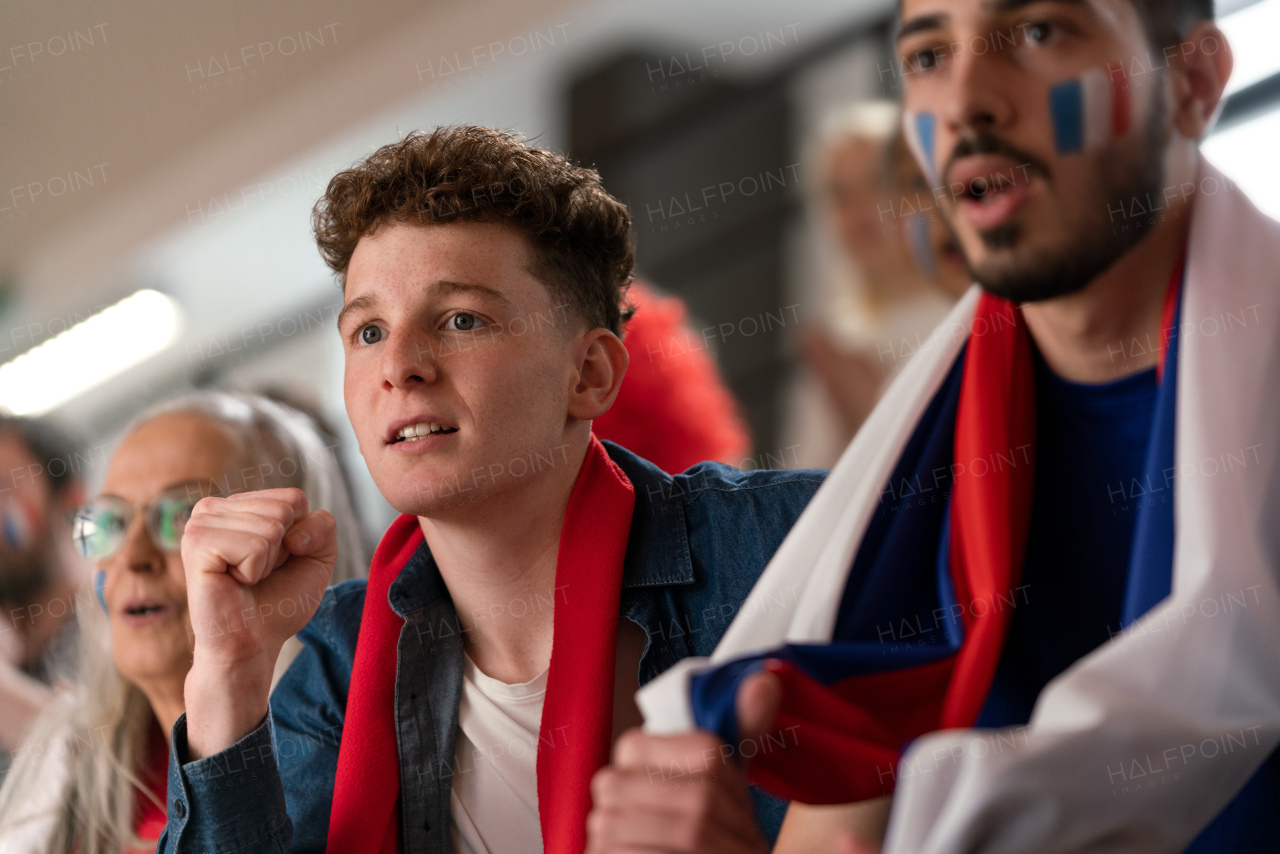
[593,283,752,474]
[130,727,169,853]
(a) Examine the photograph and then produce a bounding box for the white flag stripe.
[637,156,1280,852]
[636,293,977,732]
[903,110,938,185]
[1081,67,1114,151]
[886,157,1280,853]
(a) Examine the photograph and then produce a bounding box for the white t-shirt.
[449,654,548,854]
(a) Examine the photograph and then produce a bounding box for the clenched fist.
[181,487,337,758]
[586,670,783,854]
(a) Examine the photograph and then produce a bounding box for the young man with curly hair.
[155,126,822,854]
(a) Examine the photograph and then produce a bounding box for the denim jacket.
[157,442,824,853]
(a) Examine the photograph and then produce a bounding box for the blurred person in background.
[0,391,366,854]
[594,281,752,474]
[0,417,90,780]
[791,101,970,466]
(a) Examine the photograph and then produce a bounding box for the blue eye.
[450,313,478,331]
[359,325,384,345]
[1026,22,1053,43]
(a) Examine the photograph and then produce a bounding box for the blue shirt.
[978,350,1159,727]
[977,350,1280,852]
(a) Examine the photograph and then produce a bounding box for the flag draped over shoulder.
[642,274,1178,806]
[638,160,1280,850]
[883,159,1280,854]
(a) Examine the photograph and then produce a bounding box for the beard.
[955,90,1169,304]
[0,534,58,606]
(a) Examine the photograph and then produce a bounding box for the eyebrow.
[990,0,1090,11]
[433,279,517,311]
[896,13,948,43]
[168,477,223,496]
[896,0,1088,41]
[97,479,214,505]
[337,280,517,331]
[336,294,376,331]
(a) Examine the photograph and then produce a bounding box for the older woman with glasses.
[0,391,367,854]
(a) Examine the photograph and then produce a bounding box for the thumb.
[284,509,337,565]
[735,665,782,745]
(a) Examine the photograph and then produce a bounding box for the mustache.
[942,132,1051,186]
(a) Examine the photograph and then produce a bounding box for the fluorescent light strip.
[1221,0,1280,96]
[0,289,183,416]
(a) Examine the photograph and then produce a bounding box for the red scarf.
[327,435,635,854]
[748,262,1185,805]
[130,728,169,853]
[939,295,1038,726]
[939,263,1183,726]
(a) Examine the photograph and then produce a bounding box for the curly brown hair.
[313,125,635,335]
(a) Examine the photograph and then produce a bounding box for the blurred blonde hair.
[0,390,368,853]
[806,99,901,200]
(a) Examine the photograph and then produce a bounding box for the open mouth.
[952,165,1033,231]
[391,422,459,444]
[126,604,165,617]
[961,174,1023,205]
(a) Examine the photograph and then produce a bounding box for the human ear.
[1167,22,1235,140]
[567,328,629,422]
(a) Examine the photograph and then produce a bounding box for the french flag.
[637,270,1183,807]
[1049,64,1131,155]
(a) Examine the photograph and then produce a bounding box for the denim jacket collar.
[384,441,695,621]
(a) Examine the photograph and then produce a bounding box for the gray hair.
[0,390,369,852]
[133,391,367,586]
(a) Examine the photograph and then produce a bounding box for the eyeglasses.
[70,484,214,560]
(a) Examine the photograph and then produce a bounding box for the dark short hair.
[1132,0,1215,49]
[0,416,81,497]
[894,0,1215,51]
[313,125,636,336]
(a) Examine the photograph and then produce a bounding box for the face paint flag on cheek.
[905,214,938,278]
[1049,64,1131,155]
[903,110,939,185]
[1,498,36,554]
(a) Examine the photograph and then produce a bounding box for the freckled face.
[897,0,1168,301]
[339,221,581,517]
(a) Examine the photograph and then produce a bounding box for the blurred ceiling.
[0,0,582,309]
[2,0,1265,350]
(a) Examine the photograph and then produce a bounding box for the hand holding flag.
[587,669,783,854]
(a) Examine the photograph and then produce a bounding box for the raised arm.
[159,487,336,853]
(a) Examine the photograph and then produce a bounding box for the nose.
[940,36,1017,147]
[379,328,439,391]
[108,513,164,578]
